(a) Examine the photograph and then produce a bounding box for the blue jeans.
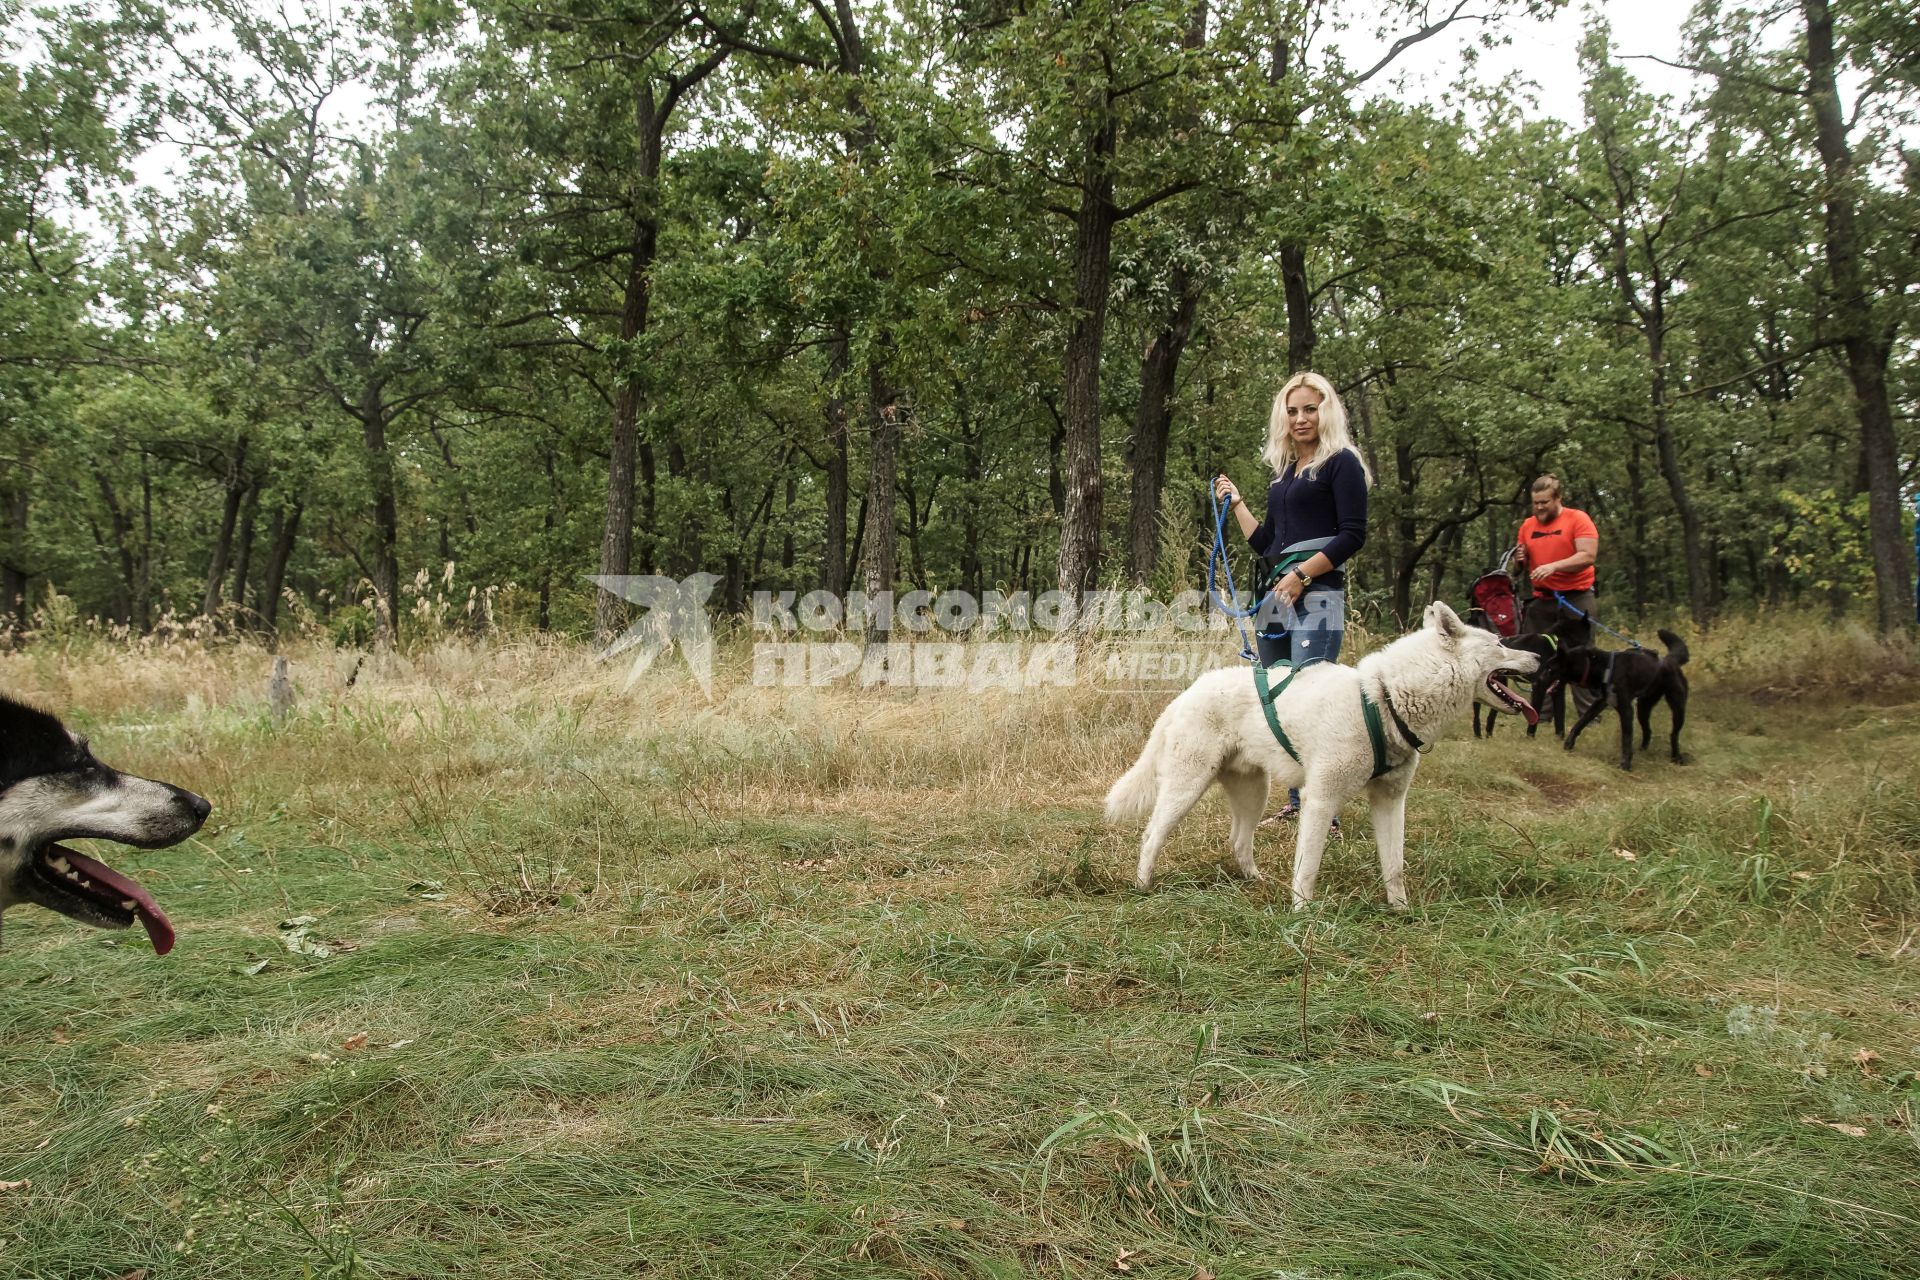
[1255,589,1345,809]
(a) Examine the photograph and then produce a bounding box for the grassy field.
[2,620,1918,1279]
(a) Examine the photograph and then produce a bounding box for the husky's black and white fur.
[0,694,210,954]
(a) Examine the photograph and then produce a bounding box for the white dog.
[1106,602,1538,907]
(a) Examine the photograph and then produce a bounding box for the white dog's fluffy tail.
[1105,723,1164,823]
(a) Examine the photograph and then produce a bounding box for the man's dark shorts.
[1523,589,1596,646]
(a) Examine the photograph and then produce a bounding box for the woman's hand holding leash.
[1217,475,1258,542]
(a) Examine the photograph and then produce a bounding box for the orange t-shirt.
[1517,507,1597,592]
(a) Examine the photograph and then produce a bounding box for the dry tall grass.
[3,616,1918,1278]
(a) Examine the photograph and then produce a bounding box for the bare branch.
[1347,0,1484,89]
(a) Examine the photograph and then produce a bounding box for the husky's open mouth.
[31,840,176,954]
[1487,672,1540,727]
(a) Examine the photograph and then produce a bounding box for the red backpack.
[1468,570,1520,638]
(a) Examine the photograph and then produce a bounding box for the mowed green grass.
[1,635,1917,1279]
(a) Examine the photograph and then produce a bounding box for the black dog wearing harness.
[1541,629,1691,770]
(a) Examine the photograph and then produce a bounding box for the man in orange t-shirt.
[1515,474,1599,644]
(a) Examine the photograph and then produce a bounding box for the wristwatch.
[1292,567,1313,589]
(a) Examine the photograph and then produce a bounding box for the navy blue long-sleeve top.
[1247,448,1370,589]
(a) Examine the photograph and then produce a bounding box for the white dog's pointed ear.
[1426,600,1466,641]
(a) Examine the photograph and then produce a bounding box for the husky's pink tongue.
[1490,674,1540,727]
[59,846,175,955]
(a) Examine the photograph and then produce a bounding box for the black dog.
[1544,630,1690,770]
[0,694,211,953]
[1466,610,1567,741]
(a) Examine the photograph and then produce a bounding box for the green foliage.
[0,0,1912,640]
[1774,489,1879,597]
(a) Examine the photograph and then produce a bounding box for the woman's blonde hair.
[1262,371,1374,486]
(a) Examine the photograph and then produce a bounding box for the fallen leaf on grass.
[1801,1116,1869,1137]
[278,916,334,958]
[240,958,270,976]
[1695,1064,1714,1078]
[1194,1269,1217,1280]
[0,1179,29,1193]
[342,1032,369,1051]
[1612,848,1638,862]
[119,1270,149,1280]
[1852,1048,1881,1075]
[1113,1249,1141,1273]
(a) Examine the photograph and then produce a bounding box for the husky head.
[0,696,210,955]
[1423,601,1541,726]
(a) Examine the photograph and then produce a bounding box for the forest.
[3,0,1916,648]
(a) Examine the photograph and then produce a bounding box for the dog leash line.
[1552,590,1642,650]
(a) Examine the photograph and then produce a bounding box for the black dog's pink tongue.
[59,847,176,955]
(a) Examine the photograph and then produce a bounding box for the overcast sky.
[1343,0,1697,123]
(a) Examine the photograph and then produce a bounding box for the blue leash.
[1552,590,1642,650]
[1207,481,1259,662]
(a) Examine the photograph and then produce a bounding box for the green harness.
[1257,536,1335,595]
[1252,659,1419,780]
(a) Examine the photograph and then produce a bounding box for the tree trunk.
[596,85,667,645]
[858,371,898,641]
[822,331,851,595]
[1047,412,1066,519]
[260,501,302,634]
[359,387,401,646]
[1280,242,1316,373]
[1126,265,1200,583]
[201,433,250,620]
[538,447,556,631]
[1646,303,1711,623]
[958,384,983,597]
[230,483,260,619]
[1058,116,1117,600]
[637,440,656,575]
[721,487,743,615]
[846,493,867,589]
[1626,434,1649,615]
[1802,0,1913,631]
[1392,440,1417,625]
[900,463,927,592]
[1427,519,1463,605]
[137,452,153,632]
[94,471,137,626]
[2,487,28,633]
[428,424,478,542]
[1124,2,1209,586]
[781,472,796,576]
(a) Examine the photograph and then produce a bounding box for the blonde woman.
[1214,371,1372,823]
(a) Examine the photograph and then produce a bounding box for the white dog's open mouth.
[1488,673,1539,727]
[33,842,175,955]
